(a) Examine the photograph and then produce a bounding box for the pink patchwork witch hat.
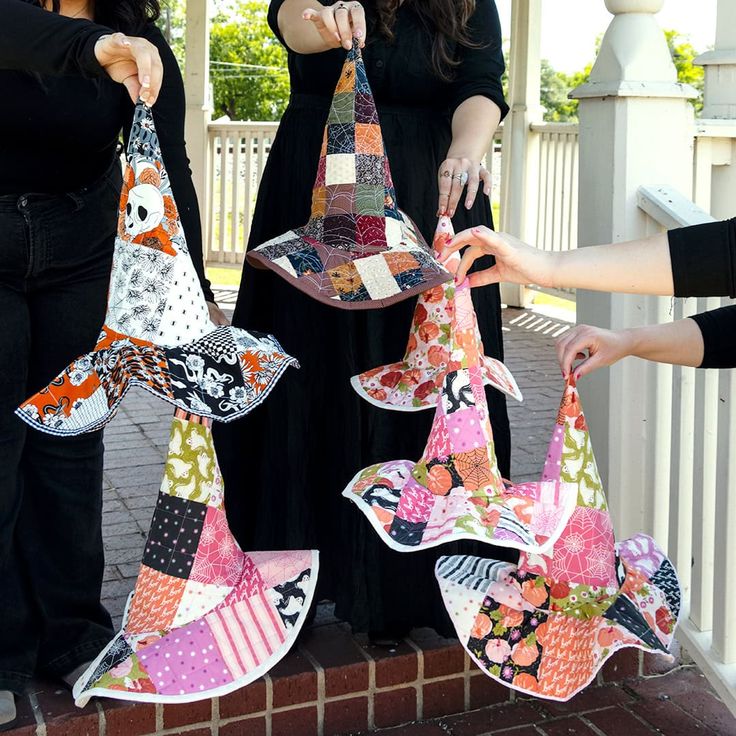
[342,277,576,553]
[246,43,451,309]
[351,216,522,410]
[16,103,297,436]
[74,411,319,705]
[436,379,681,702]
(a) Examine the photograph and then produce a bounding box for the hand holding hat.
[303,1,366,50]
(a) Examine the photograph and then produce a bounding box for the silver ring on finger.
[455,171,469,186]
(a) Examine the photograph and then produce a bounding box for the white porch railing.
[637,184,736,716]
[206,120,279,265]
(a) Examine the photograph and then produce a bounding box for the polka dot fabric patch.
[247,42,451,309]
[73,413,319,705]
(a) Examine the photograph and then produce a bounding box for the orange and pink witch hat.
[435,379,681,701]
[246,43,451,309]
[342,272,576,553]
[351,216,522,411]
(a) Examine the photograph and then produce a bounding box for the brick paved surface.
[8,296,734,736]
[99,300,570,621]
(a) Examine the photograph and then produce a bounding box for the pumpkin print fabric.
[16,104,297,435]
[74,412,319,706]
[435,379,681,702]
[351,216,522,410]
[246,42,452,309]
[342,275,577,553]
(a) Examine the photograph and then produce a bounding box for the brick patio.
[5,296,735,736]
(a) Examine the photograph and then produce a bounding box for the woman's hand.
[440,226,555,287]
[207,302,230,326]
[437,158,491,218]
[556,325,636,379]
[303,2,366,50]
[94,32,163,105]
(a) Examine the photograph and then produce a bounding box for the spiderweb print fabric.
[247,42,452,309]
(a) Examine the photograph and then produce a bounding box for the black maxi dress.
[215,0,513,637]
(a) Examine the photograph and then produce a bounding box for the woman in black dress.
[216,0,512,640]
[0,0,224,723]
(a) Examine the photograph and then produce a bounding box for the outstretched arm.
[558,319,705,379]
[442,227,675,295]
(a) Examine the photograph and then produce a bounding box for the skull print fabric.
[16,104,299,435]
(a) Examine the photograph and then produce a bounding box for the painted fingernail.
[141,76,151,88]
[355,29,363,37]
[574,371,581,381]
[122,39,131,47]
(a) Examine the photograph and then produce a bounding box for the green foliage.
[156,2,187,67]
[210,1,289,121]
[664,30,705,114]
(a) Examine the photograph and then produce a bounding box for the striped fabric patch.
[206,590,287,677]
[436,555,509,591]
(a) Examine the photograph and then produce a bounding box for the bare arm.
[439,97,502,216]
[442,227,675,296]
[558,319,704,379]
[276,0,366,54]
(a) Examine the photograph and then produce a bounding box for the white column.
[695,0,736,220]
[184,0,213,261]
[499,0,543,308]
[571,0,696,539]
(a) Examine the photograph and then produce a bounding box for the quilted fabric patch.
[247,42,451,309]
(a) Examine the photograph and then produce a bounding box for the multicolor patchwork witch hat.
[74,411,319,705]
[16,103,297,436]
[342,278,577,553]
[435,379,681,702]
[351,217,522,410]
[246,43,451,309]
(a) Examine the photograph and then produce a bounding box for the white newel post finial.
[571,0,696,541]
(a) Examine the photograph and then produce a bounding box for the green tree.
[157,2,187,67]
[664,30,705,113]
[209,1,289,120]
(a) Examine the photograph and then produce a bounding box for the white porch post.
[184,0,213,261]
[499,0,543,308]
[570,0,696,540]
[695,0,736,220]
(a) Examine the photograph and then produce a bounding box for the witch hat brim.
[436,533,681,702]
[73,412,319,705]
[16,325,298,436]
[246,43,451,309]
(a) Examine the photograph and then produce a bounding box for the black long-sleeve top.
[668,218,736,368]
[0,0,213,301]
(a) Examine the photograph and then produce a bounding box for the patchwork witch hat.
[342,277,577,553]
[436,379,681,702]
[246,43,451,309]
[16,103,297,436]
[74,412,319,705]
[351,217,522,410]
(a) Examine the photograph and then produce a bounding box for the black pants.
[0,167,120,694]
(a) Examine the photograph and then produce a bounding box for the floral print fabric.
[435,380,681,701]
[351,217,522,409]
[74,413,319,705]
[247,42,451,309]
[342,276,577,553]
